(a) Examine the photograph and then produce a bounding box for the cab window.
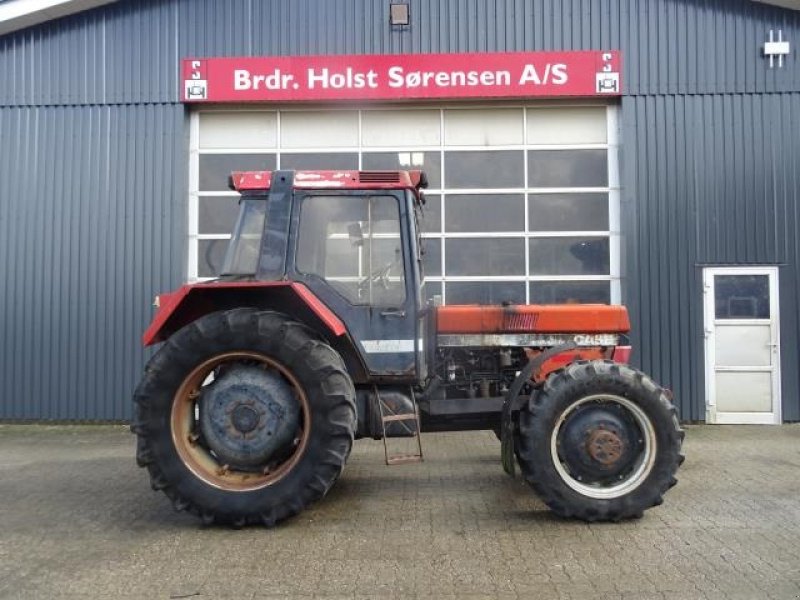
[296,194,406,306]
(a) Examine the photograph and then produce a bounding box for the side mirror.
[348,222,364,247]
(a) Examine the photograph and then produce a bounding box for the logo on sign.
[595,52,619,94]
[185,60,209,101]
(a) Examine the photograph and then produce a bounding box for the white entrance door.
[703,267,781,424]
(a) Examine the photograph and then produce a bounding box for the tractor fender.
[500,341,578,477]
[142,281,347,346]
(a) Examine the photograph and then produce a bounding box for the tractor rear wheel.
[132,308,356,527]
[516,360,684,522]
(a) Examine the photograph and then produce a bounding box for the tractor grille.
[358,171,401,183]
[503,312,540,331]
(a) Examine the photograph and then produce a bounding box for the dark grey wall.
[0,104,187,419]
[0,0,798,420]
[620,93,800,420]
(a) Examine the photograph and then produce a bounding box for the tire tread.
[133,308,356,527]
[517,359,684,522]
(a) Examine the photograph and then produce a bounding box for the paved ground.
[0,425,799,599]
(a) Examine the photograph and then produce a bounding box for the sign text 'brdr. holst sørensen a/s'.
[181,52,622,102]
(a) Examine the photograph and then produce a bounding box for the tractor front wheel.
[516,360,684,522]
[132,309,356,527]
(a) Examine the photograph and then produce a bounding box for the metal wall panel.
[0,104,187,420]
[1,0,799,420]
[620,93,800,420]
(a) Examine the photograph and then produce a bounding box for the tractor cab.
[222,169,428,379]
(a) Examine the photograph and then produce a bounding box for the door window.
[296,195,406,306]
[714,275,770,319]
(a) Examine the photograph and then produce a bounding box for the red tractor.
[133,169,683,526]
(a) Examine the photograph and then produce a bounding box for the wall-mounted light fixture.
[390,3,410,27]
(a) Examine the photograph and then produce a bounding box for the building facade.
[0,0,798,422]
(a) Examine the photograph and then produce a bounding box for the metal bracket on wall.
[764,30,790,68]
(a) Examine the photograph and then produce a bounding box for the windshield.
[296,194,406,306]
[221,198,267,275]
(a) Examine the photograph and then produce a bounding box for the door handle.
[380,308,406,318]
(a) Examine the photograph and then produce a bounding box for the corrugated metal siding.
[1,0,798,107]
[0,0,799,421]
[0,104,186,419]
[620,93,800,420]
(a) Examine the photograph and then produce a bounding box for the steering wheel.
[359,261,394,291]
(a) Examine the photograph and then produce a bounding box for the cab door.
[292,190,419,378]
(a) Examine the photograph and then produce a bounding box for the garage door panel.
[444,108,523,146]
[361,109,441,147]
[280,152,358,170]
[280,111,358,148]
[528,149,608,187]
[445,194,524,232]
[527,106,607,144]
[362,151,441,188]
[529,281,610,304]
[199,111,277,149]
[447,281,526,305]
[199,196,241,235]
[445,238,525,276]
[198,153,277,191]
[444,150,524,188]
[528,193,609,231]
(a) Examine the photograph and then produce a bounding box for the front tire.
[516,360,684,522]
[132,309,356,527]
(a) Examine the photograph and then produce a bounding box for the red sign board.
[181,51,621,103]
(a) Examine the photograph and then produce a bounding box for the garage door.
[190,104,620,305]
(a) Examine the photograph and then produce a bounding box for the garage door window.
[190,105,620,305]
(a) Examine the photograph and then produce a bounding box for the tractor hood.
[436,304,630,334]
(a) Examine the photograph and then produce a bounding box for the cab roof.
[230,169,428,194]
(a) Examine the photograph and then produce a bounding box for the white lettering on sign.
[306,68,379,89]
[387,66,512,88]
[518,63,568,85]
[234,69,297,90]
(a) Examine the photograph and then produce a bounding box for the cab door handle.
[380,309,406,318]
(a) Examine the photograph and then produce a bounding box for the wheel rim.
[549,394,657,500]
[171,351,311,492]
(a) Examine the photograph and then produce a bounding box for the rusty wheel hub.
[555,401,644,485]
[586,428,624,466]
[550,394,659,500]
[230,404,260,435]
[199,365,300,468]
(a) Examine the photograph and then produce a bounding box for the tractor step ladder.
[377,386,424,465]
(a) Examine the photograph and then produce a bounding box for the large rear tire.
[516,360,684,522]
[132,308,356,527]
